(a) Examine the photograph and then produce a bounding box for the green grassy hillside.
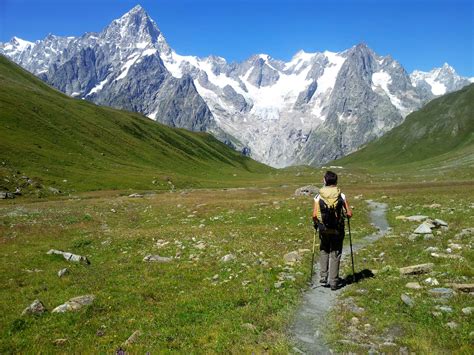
[0,55,272,193]
[335,84,474,170]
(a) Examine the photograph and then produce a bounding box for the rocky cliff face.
[1,5,472,167]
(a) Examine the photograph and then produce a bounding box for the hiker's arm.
[312,200,319,224]
[344,199,353,218]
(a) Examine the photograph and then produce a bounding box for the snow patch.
[116,53,140,80]
[425,78,447,95]
[87,78,109,96]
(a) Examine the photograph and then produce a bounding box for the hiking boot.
[319,277,328,285]
[330,284,340,291]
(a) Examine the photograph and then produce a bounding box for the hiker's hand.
[313,222,318,231]
[346,211,353,219]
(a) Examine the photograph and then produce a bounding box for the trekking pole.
[347,216,356,283]
[310,227,317,283]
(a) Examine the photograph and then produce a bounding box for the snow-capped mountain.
[1,5,472,167]
[410,63,472,99]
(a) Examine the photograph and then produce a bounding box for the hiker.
[312,171,352,290]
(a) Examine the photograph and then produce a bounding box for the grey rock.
[52,294,95,313]
[58,268,69,277]
[128,193,144,198]
[220,254,236,263]
[446,321,458,329]
[434,305,452,313]
[274,281,284,289]
[406,215,429,222]
[22,299,47,316]
[405,282,422,290]
[462,307,474,315]
[433,219,448,227]
[283,251,301,264]
[414,222,433,234]
[48,187,61,194]
[399,263,433,275]
[400,294,414,307]
[47,249,90,264]
[294,185,319,197]
[429,288,454,299]
[143,254,172,263]
[0,191,15,199]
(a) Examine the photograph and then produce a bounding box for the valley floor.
[0,175,473,353]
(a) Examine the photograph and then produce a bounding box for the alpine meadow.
[0,2,473,354]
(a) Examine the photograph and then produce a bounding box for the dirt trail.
[290,200,389,354]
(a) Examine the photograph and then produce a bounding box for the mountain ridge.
[1,4,472,167]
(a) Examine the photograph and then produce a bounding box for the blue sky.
[1,0,473,76]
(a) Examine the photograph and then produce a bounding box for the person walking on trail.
[312,171,352,290]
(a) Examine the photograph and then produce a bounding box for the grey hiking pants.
[319,228,344,286]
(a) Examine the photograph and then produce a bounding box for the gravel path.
[290,200,389,354]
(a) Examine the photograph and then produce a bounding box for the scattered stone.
[425,246,439,252]
[433,219,448,227]
[58,268,69,278]
[424,277,439,286]
[274,281,284,289]
[123,330,141,346]
[294,185,319,197]
[343,297,365,314]
[283,251,301,264]
[406,215,429,222]
[52,295,95,313]
[220,254,236,263]
[395,215,406,220]
[52,338,68,346]
[399,263,433,275]
[143,255,172,263]
[351,317,360,325]
[462,307,474,315]
[195,242,206,250]
[429,288,454,299]
[434,305,452,313]
[242,323,258,332]
[0,191,15,199]
[128,193,143,198]
[446,321,458,329]
[212,274,219,281]
[455,228,474,239]
[430,252,464,260]
[425,203,441,209]
[447,243,462,250]
[48,187,61,194]
[401,294,414,307]
[22,299,47,316]
[405,282,422,290]
[448,283,474,293]
[414,222,434,234]
[47,249,90,264]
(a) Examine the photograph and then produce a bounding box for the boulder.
[22,299,47,316]
[47,249,90,264]
[399,263,434,275]
[414,222,434,234]
[294,185,319,197]
[52,295,95,313]
[143,255,173,263]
